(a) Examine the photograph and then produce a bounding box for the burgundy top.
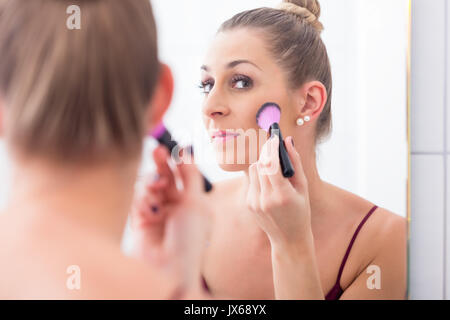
[201,205,379,300]
[325,205,378,300]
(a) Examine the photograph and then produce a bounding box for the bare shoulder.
[64,236,181,300]
[326,185,407,297]
[0,219,179,299]
[328,183,406,236]
[327,184,407,268]
[360,206,407,260]
[371,207,407,239]
[85,249,210,300]
[329,186,407,298]
[87,252,178,299]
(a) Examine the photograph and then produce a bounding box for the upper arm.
[340,213,407,300]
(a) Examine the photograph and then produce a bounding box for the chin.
[217,163,250,172]
[213,149,257,172]
[210,137,261,171]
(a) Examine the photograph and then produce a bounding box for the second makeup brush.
[150,122,213,193]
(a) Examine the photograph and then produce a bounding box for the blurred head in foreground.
[0,0,173,166]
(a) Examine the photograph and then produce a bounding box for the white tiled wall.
[410,0,448,300]
[447,156,450,299]
[410,156,445,299]
[411,0,445,154]
[447,0,450,301]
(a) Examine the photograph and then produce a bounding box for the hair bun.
[277,0,324,33]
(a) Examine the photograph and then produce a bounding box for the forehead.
[203,28,274,70]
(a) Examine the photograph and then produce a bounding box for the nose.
[202,91,230,119]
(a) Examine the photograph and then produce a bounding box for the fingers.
[131,176,167,228]
[129,185,168,249]
[176,146,204,195]
[257,135,308,198]
[284,136,308,193]
[263,135,292,194]
[259,135,280,176]
[256,162,272,196]
[247,163,261,211]
[146,173,168,193]
[153,145,180,201]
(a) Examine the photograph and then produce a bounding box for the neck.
[5,155,140,244]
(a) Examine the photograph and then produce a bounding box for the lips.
[211,130,240,140]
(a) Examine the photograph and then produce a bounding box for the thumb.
[177,145,204,194]
[285,136,308,193]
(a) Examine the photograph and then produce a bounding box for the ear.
[297,81,327,120]
[147,63,174,131]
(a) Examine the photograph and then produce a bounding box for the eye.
[199,79,214,94]
[231,75,253,90]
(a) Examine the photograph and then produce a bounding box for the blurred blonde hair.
[0,0,159,162]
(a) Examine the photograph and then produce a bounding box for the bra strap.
[335,205,379,284]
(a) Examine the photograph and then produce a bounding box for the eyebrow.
[201,60,262,72]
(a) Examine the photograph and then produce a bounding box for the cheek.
[227,97,260,129]
[278,103,298,138]
[242,107,259,129]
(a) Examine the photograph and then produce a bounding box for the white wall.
[150,0,409,217]
[410,0,448,300]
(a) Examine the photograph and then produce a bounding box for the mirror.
[128,0,410,299]
[0,0,409,301]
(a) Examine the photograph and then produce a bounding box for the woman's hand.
[247,135,312,248]
[247,135,324,299]
[129,145,212,295]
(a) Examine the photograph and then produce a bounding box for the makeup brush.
[150,122,213,193]
[256,103,295,178]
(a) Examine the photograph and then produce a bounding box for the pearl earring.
[297,116,311,127]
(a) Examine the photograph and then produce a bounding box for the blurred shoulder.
[83,249,180,299]
[0,215,180,299]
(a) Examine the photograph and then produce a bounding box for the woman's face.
[200,28,299,172]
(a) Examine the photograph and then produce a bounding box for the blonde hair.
[219,0,332,143]
[276,1,323,33]
[0,0,159,162]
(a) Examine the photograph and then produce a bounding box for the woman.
[133,0,407,300]
[0,0,210,299]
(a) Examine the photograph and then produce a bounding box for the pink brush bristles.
[256,103,281,132]
[150,122,166,139]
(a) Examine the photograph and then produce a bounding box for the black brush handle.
[269,123,295,178]
[157,130,213,193]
